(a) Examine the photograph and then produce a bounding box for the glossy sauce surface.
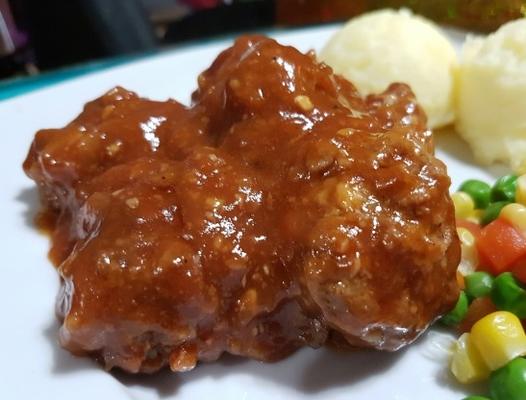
[23,35,459,373]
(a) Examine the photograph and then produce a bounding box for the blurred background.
[0,0,524,88]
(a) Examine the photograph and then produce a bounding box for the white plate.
[0,25,508,400]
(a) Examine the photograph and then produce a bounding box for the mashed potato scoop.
[456,19,526,173]
[319,8,457,129]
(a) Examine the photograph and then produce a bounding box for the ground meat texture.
[23,35,460,373]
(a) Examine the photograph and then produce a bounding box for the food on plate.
[321,9,526,176]
[489,356,526,400]
[448,174,526,397]
[456,19,526,173]
[23,35,460,373]
[319,8,457,129]
[450,331,490,384]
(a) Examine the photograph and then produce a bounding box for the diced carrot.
[477,218,526,274]
[458,297,497,334]
[512,256,526,284]
[477,250,494,273]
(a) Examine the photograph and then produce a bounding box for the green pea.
[459,179,491,209]
[465,271,494,299]
[491,174,518,203]
[481,201,510,225]
[462,396,492,400]
[441,291,469,326]
[491,272,526,318]
[490,357,526,400]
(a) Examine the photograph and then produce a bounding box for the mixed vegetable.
[445,174,526,400]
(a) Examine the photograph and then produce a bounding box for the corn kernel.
[457,227,476,247]
[466,209,484,224]
[450,332,491,384]
[452,191,476,219]
[471,311,526,370]
[516,175,526,206]
[500,203,526,233]
[457,227,479,276]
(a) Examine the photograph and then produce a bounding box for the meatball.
[23,35,459,373]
